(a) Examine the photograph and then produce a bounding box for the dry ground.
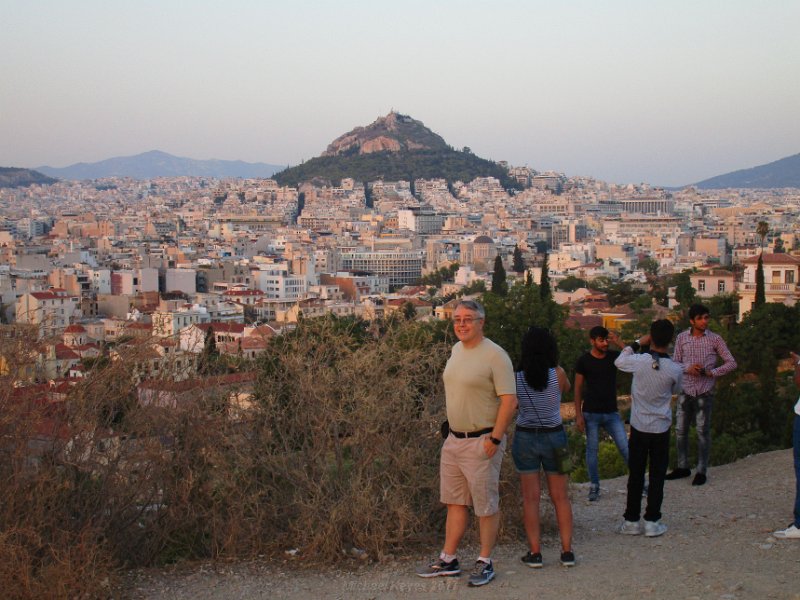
[127,449,799,600]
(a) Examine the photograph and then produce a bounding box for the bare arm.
[484,393,518,458]
[574,372,585,432]
[791,352,800,387]
[556,365,571,393]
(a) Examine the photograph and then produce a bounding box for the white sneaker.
[619,519,643,535]
[644,520,667,537]
[773,524,800,539]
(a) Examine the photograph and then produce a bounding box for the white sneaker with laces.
[773,524,800,539]
[644,520,667,537]
[619,519,643,535]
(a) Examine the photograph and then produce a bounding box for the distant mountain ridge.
[0,167,57,189]
[35,150,283,180]
[273,112,521,189]
[692,153,800,189]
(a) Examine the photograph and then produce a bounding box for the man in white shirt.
[612,320,683,538]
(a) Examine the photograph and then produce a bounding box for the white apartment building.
[151,303,211,337]
[88,268,112,294]
[110,268,158,295]
[738,253,800,320]
[165,268,197,295]
[338,249,426,287]
[252,268,307,300]
[16,289,81,338]
[397,206,445,234]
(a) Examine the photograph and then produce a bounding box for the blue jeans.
[675,392,713,474]
[793,414,800,528]
[584,412,629,486]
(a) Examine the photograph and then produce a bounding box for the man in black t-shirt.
[575,326,629,501]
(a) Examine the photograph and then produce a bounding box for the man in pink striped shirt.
[666,304,737,486]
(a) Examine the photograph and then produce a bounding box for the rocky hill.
[692,152,800,189]
[322,112,450,156]
[0,167,57,188]
[273,112,521,190]
[35,150,282,180]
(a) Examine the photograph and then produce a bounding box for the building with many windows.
[338,249,425,287]
[738,253,800,320]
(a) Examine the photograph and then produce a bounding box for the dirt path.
[127,449,799,600]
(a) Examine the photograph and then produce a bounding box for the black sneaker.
[467,560,495,586]
[416,557,460,578]
[521,551,543,568]
[560,551,576,567]
[665,468,691,480]
[691,473,707,486]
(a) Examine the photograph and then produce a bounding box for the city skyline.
[1,0,799,187]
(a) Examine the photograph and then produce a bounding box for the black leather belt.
[515,424,563,433]
[450,426,494,438]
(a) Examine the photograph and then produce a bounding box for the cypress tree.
[491,255,508,296]
[512,244,525,274]
[754,253,766,307]
[540,251,551,300]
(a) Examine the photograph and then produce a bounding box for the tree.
[756,220,769,250]
[754,253,766,308]
[629,294,653,313]
[556,276,588,292]
[606,280,640,307]
[512,245,525,274]
[491,255,508,296]
[401,300,417,321]
[198,327,220,375]
[481,281,582,371]
[774,237,785,253]
[539,251,551,300]
[674,270,697,308]
[638,257,659,277]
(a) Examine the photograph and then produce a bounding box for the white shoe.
[773,524,800,539]
[619,519,643,535]
[644,520,667,537]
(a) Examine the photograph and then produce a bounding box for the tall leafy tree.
[481,281,581,371]
[539,251,551,300]
[198,326,220,375]
[512,245,525,274]
[754,253,766,308]
[674,270,697,308]
[491,255,508,296]
[556,275,588,292]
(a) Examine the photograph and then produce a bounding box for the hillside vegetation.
[0,167,57,188]
[273,148,521,189]
[1,286,798,598]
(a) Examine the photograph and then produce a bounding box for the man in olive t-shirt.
[416,299,517,587]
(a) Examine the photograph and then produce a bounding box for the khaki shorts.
[440,433,506,517]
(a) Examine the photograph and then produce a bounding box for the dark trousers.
[624,426,670,523]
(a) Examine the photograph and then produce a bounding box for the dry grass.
[0,317,558,597]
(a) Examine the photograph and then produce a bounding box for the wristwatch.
[489,436,501,445]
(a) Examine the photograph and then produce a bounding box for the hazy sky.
[1,0,798,187]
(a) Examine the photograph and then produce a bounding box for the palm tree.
[756,221,769,252]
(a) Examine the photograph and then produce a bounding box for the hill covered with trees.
[273,112,522,189]
[0,167,57,188]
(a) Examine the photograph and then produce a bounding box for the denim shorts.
[511,428,568,474]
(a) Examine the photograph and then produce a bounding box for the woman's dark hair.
[518,326,559,391]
